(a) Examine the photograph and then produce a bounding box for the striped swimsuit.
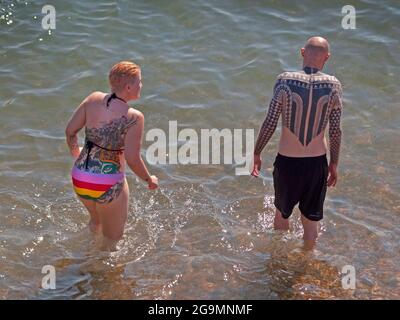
[71,166,124,201]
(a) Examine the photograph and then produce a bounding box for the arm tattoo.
[328,89,343,165]
[254,84,282,155]
[67,134,79,156]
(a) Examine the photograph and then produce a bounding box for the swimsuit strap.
[84,140,124,170]
[106,92,127,107]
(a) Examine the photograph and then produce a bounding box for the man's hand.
[251,154,262,177]
[327,162,338,187]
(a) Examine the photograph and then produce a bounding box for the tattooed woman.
[65,61,158,250]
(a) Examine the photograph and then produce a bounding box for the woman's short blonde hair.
[108,61,140,92]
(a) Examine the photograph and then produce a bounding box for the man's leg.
[274,208,289,230]
[272,154,298,232]
[300,214,318,249]
[298,155,328,249]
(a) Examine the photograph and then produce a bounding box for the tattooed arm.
[65,95,89,159]
[254,82,283,156]
[252,81,282,177]
[327,83,343,187]
[328,84,343,166]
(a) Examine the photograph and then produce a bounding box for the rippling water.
[0,0,399,299]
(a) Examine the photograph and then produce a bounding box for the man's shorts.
[272,153,328,222]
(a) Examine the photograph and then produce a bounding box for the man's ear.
[300,47,305,57]
[325,52,331,62]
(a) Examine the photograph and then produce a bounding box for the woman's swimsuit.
[71,93,137,203]
[72,166,124,201]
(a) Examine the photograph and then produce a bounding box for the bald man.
[252,37,343,248]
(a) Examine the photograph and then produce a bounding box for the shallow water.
[0,0,399,299]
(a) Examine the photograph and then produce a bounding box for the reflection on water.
[0,0,399,299]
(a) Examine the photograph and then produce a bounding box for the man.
[252,36,343,248]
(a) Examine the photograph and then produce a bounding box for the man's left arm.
[327,82,343,187]
[328,83,343,166]
[254,84,282,156]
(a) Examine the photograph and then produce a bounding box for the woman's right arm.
[65,95,88,159]
[124,110,158,190]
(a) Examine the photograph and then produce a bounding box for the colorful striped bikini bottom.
[71,166,124,201]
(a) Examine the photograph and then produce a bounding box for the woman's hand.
[147,175,159,190]
[72,147,83,160]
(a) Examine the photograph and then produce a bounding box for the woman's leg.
[95,178,129,250]
[77,197,102,233]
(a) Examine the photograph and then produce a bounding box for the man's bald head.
[305,37,330,55]
[301,36,331,70]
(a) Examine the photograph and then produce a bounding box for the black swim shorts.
[272,153,328,221]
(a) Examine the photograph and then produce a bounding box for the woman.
[65,61,158,250]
